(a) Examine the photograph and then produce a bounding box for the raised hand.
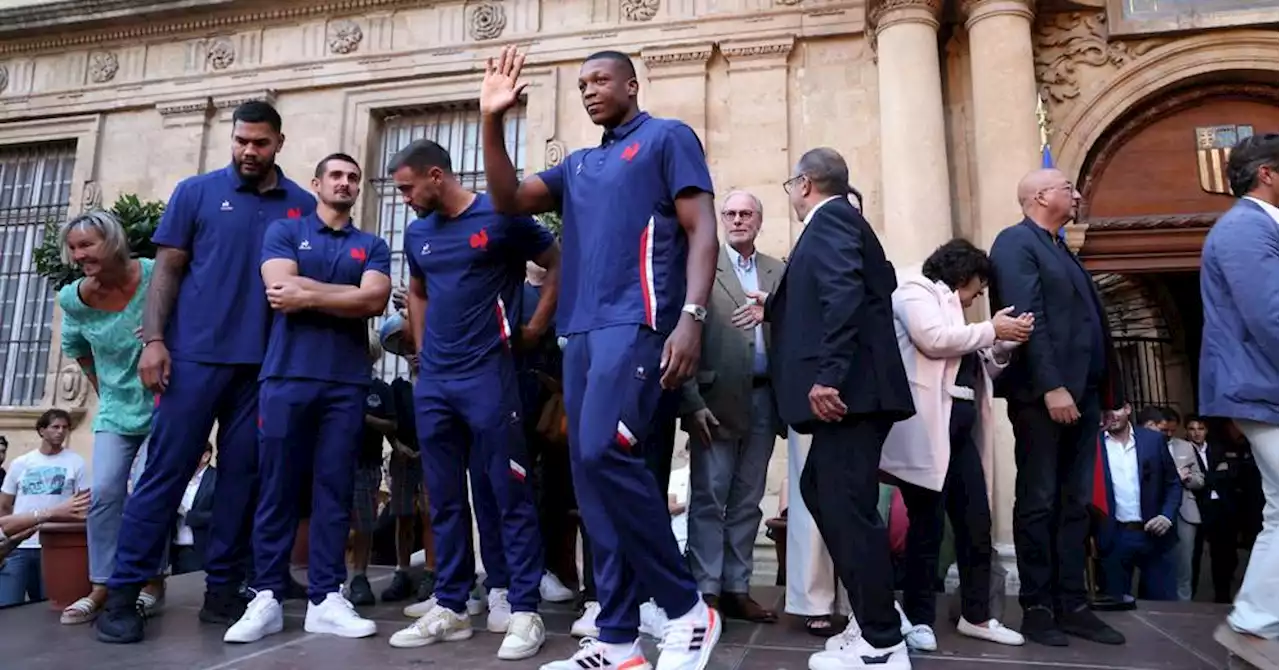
[480,45,528,117]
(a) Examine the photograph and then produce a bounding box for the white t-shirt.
[1,449,86,549]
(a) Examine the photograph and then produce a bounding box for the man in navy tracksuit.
[480,46,723,670]
[223,152,391,643]
[98,101,316,644]
[385,139,561,662]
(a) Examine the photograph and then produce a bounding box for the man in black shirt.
[348,336,395,605]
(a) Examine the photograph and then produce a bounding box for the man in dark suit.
[1095,403,1181,602]
[739,148,914,668]
[172,444,217,576]
[988,168,1124,647]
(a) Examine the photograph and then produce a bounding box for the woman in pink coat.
[879,239,1032,651]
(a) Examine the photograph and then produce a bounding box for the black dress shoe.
[380,570,413,603]
[1021,606,1069,647]
[416,570,437,602]
[1060,605,1126,645]
[96,586,145,644]
[348,574,376,606]
[199,585,247,624]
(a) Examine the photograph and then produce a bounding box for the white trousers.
[1230,419,1278,640]
[784,428,851,616]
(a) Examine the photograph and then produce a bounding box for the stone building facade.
[0,0,1275,577]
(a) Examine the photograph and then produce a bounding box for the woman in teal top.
[56,210,166,624]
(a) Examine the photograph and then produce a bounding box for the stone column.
[963,0,1041,247]
[640,43,714,143]
[871,0,953,268]
[720,36,795,258]
[961,0,1040,574]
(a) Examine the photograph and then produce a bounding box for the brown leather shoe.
[720,592,778,623]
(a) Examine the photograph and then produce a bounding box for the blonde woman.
[56,210,166,624]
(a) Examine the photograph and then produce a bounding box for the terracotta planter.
[38,522,90,611]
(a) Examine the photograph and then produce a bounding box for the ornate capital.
[82,180,103,210]
[156,96,213,128]
[56,363,90,409]
[213,90,277,121]
[868,0,944,35]
[720,36,795,72]
[961,0,1034,27]
[641,43,713,79]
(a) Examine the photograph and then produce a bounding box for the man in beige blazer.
[680,190,785,623]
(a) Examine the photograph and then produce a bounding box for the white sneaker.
[540,638,651,670]
[894,601,912,636]
[809,638,911,670]
[304,592,377,638]
[487,588,513,633]
[388,603,474,648]
[824,616,862,652]
[469,585,486,616]
[498,612,546,660]
[957,617,1025,646]
[404,596,437,618]
[571,601,601,638]
[539,572,575,603]
[639,600,668,638]
[903,624,937,652]
[224,590,284,644]
[655,600,722,670]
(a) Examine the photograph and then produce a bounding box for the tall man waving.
[224,153,390,644]
[480,46,722,670]
[97,101,316,644]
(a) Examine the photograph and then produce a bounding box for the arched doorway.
[1076,79,1278,415]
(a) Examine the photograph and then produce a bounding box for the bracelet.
[143,337,164,346]
[33,509,48,523]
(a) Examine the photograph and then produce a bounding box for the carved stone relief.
[89,51,118,83]
[0,64,8,94]
[206,38,236,70]
[327,19,363,55]
[621,0,661,22]
[57,363,89,408]
[82,181,103,210]
[641,46,713,69]
[469,2,507,41]
[1034,11,1171,107]
[545,140,567,167]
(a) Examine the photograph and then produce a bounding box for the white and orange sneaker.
[656,600,722,670]
[539,638,651,670]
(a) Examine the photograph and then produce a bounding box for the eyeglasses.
[782,174,807,194]
[720,209,757,221]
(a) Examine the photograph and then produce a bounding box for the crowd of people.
[0,42,1274,670]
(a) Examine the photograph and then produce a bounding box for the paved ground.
[1,568,1250,669]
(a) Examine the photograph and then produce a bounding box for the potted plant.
[34,194,164,289]
[535,211,562,239]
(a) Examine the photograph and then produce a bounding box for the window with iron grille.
[0,141,77,406]
[370,103,527,382]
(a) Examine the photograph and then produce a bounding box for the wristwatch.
[682,304,707,322]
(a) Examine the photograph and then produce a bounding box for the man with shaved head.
[679,189,783,625]
[988,168,1124,647]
